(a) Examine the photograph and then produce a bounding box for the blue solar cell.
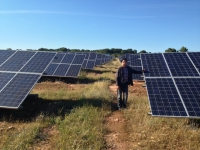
[72,54,85,64]
[0,72,15,91]
[0,50,16,65]
[85,60,95,69]
[83,53,90,59]
[82,60,87,69]
[131,67,143,80]
[20,52,56,73]
[52,53,65,63]
[88,53,97,60]
[101,55,105,64]
[188,52,200,72]
[96,54,102,59]
[43,64,59,75]
[65,65,82,77]
[0,51,36,72]
[141,53,171,77]
[53,64,70,76]
[175,78,200,117]
[164,53,199,76]
[145,78,187,117]
[61,53,75,63]
[0,73,40,108]
[129,54,141,67]
[124,53,131,59]
[95,59,101,66]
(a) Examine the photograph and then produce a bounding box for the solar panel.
[101,55,106,64]
[141,53,171,77]
[0,73,40,109]
[0,51,36,72]
[88,52,97,60]
[131,67,143,80]
[0,72,15,91]
[72,54,85,65]
[0,50,16,65]
[145,78,187,117]
[61,53,75,63]
[174,78,200,117]
[52,53,65,63]
[53,64,70,76]
[96,54,102,59]
[65,65,82,77]
[85,60,95,69]
[95,59,101,66]
[187,52,200,72]
[83,53,90,59]
[164,53,199,76]
[43,53,87,77]
[43,63,59,75]
[20,52,56,73]
[82,60,87,69]
[130,54,141,67]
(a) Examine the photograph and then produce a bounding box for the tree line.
[6,46,188,56]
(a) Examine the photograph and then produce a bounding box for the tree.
[165,48,176,53]
[7,48,12,50]
[139,50,147,53]
[133,49,137,54]
[179,46,188,52]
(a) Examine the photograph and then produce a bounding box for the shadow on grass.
[0,95,118,122]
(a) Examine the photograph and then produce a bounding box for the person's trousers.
[117,83,128,108]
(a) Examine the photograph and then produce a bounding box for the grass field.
[0,58,200,150]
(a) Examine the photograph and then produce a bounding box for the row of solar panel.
[140,53,200,118]
[0,50,112,77]
[146,77,200,118]
[44,52,112,77]
[0,50,57,109]
[0,50,56,73]
[0,50,112,109]
[0,72,40,108]
[120,52,200,80]
[120,52,200,118]
[142,53,200,77]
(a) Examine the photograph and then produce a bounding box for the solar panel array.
[43,53,85,77]
[82,52,112,69]
[0,50,56,109]
[82,52,97,69]
[141,52,200,118]
[0,50,112,109]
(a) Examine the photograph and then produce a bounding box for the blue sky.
[0,0,199,52]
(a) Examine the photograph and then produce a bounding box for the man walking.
[116,58,144,110]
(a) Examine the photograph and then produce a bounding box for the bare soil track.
[105,81,146,150]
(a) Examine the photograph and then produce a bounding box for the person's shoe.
[123,104,127,108]
[118,107,122,110]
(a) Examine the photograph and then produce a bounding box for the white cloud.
[0,10,158,19]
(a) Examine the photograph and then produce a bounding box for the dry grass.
[123,94,200,150]
[1,58,200,150]
[0,122,40,149]
[52,105,107,150]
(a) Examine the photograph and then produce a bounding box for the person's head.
[121,58,127,67]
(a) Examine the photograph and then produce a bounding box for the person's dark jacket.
[116,65,143,86]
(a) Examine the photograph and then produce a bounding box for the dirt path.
[104,85,131,150]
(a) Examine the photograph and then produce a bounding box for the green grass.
[54,106,107,150]
[1,123,40,149]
